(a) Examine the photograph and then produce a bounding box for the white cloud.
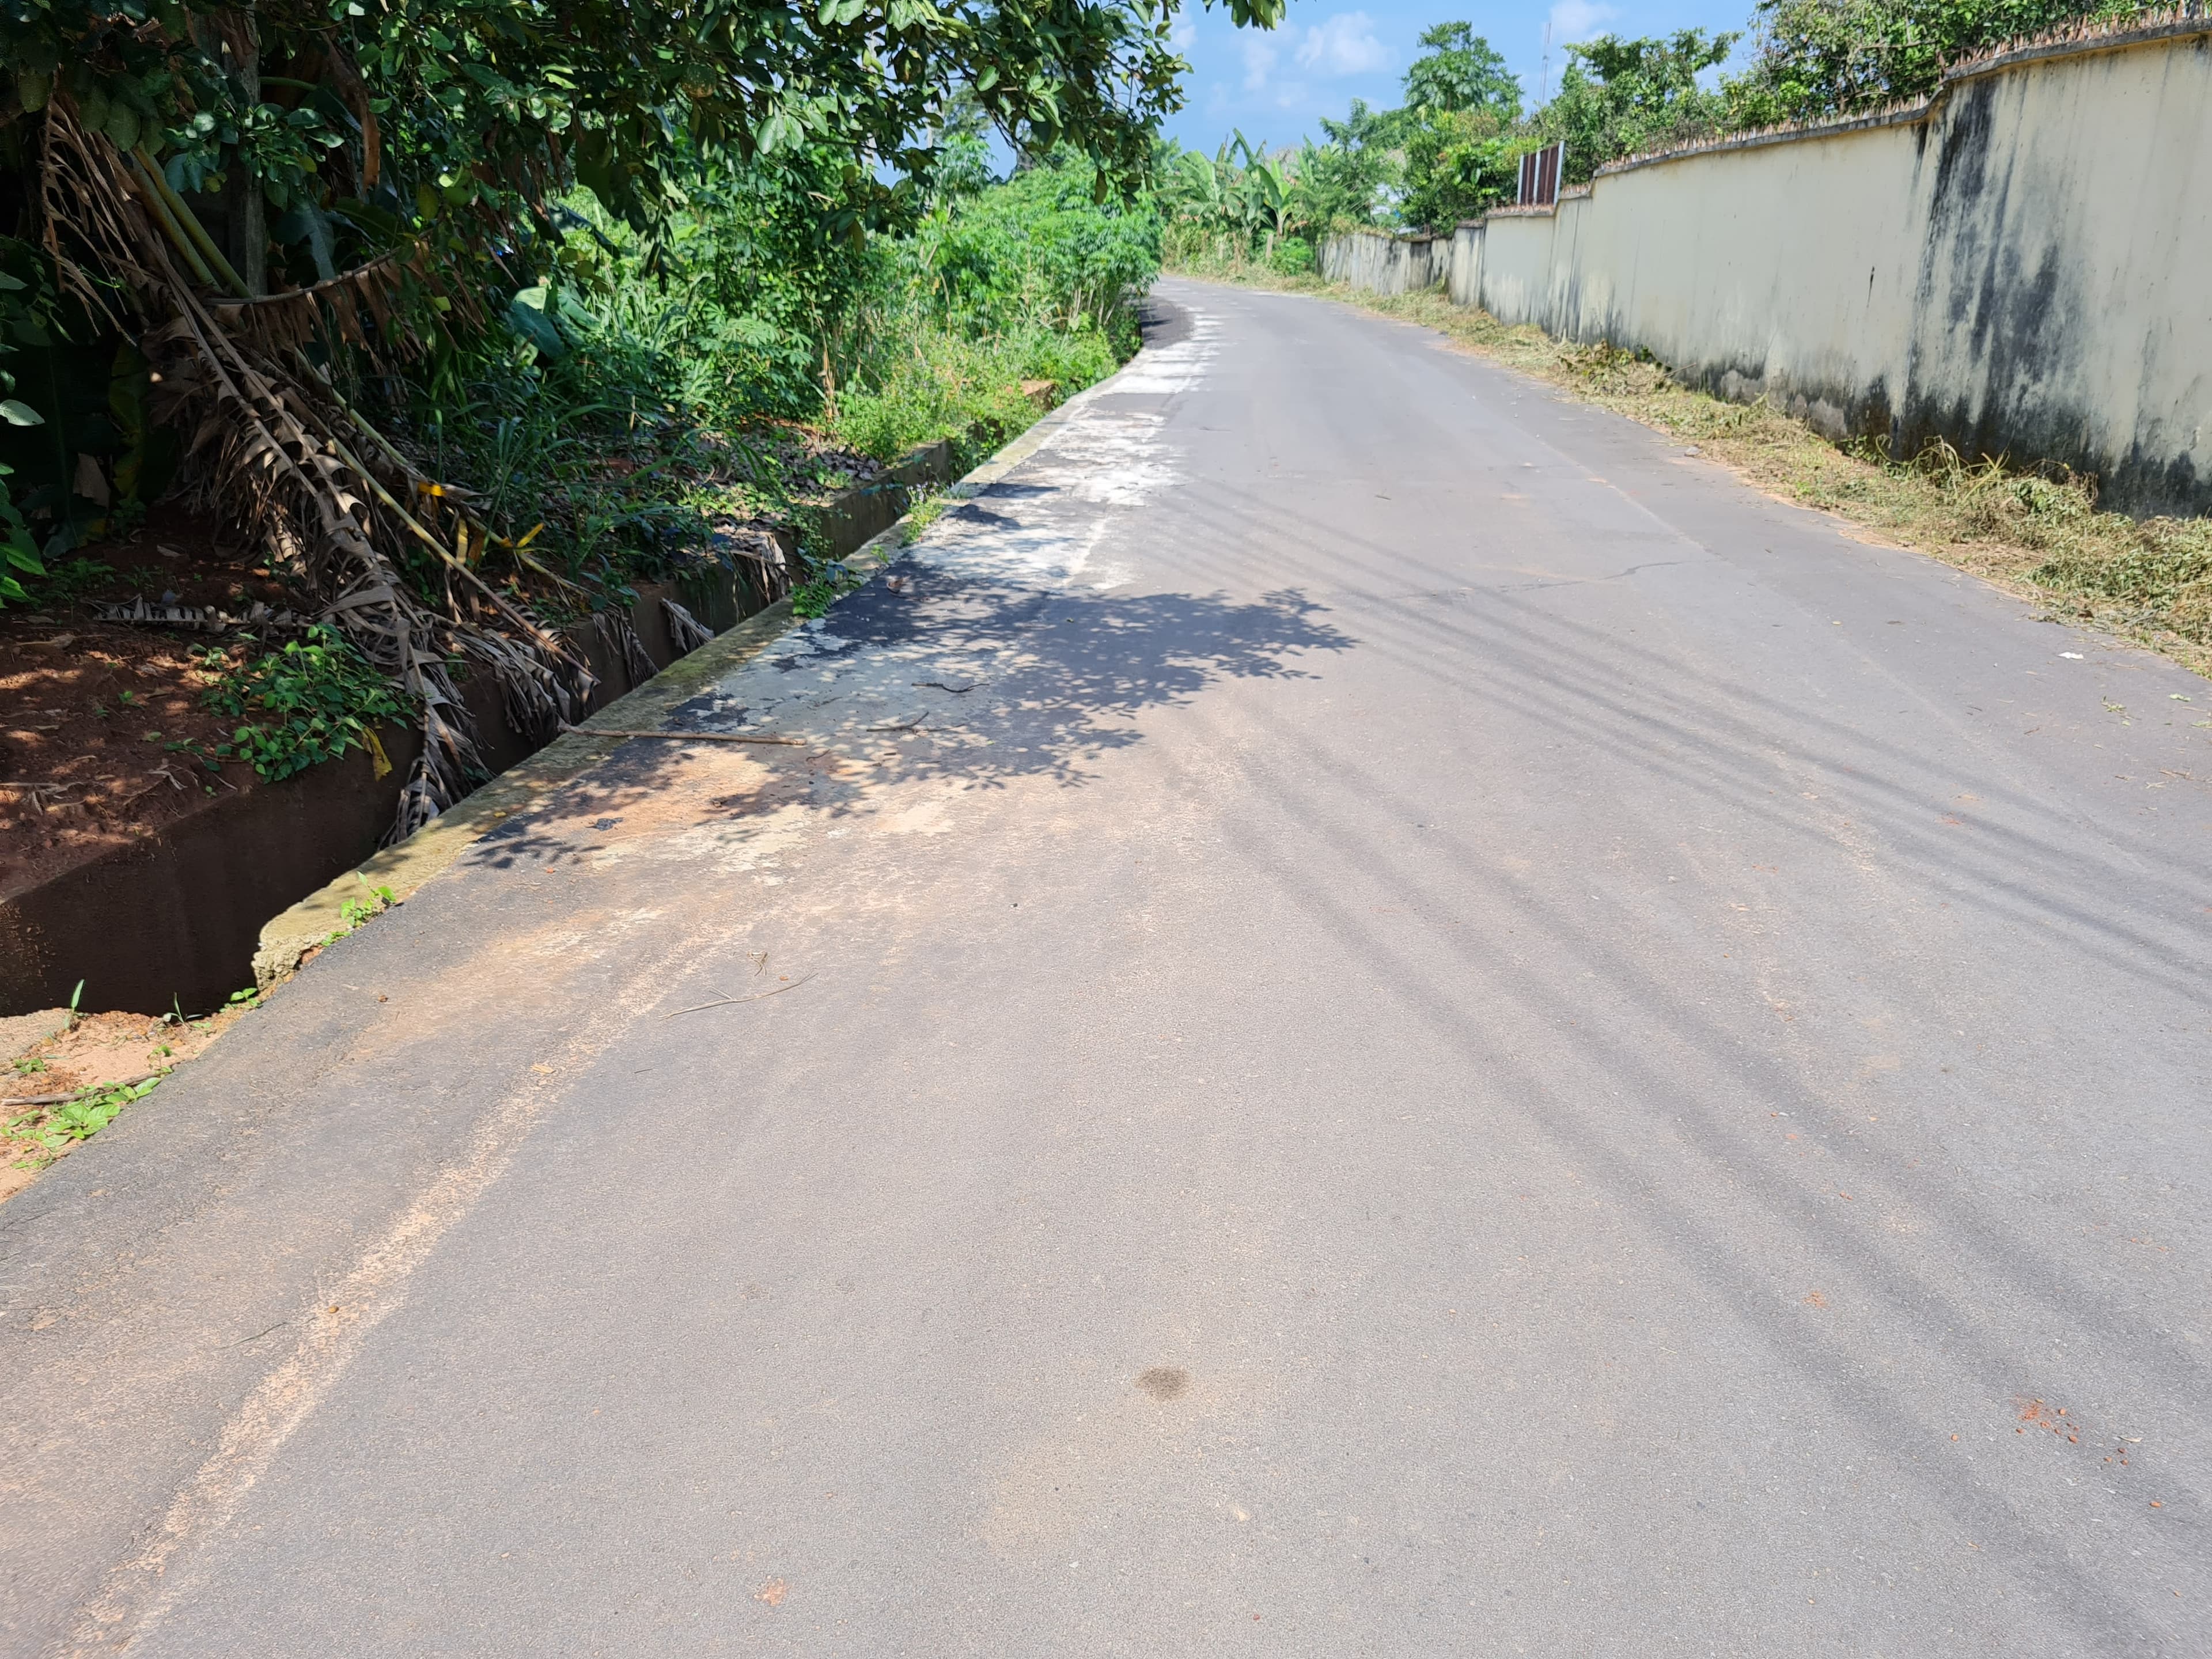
[1296,13,1391,78]
[1171,18,1196,52]
[1233,12,1385,108]
[1547,0,1618,40]
[1238,34,1279,93]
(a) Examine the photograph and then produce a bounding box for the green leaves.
[1400,109,1527,230]
[919,151,1160,338]
[1538,29,1738,178]
[1,472,44,608]
[756,108,806,156]
[10,0,1282,302]
[337,874,398,931]
[1403,23,1521,120]
[0,257,47,607]
[4,1075,161,1159]
[199,626,418,782]
[1727,0,2122,124]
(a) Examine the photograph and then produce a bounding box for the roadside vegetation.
[0,990,247,1202]
[0,0,1244,866]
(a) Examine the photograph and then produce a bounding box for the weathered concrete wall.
[1900,44,2212,512]
[1473,209,1558,334]
[1445,223,1484,308]
[1320,230,1450,297]
[1443,20,2212,517]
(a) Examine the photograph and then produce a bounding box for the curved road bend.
[5,277,2209,1657]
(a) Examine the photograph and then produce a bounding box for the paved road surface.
[6,278,2209,1657]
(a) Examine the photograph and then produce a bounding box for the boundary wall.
[1321,14,2212,516]
[1317,230,1446,297]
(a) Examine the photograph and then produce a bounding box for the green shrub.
[825,154,1154,461]
[916,156,1161,338]
[200,626,419,782]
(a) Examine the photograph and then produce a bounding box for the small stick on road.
[585,729,805,747]
[664,972,816,1018]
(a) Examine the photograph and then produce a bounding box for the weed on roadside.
[339,877,397,931]
[900,487,953,547]
[5,1075,163,1172]
[1,1001,250,1200]
[790,567,858,619]
[324,872,400,946]
[196,626,418,782]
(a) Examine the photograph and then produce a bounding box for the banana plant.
[1166,148,1225,224]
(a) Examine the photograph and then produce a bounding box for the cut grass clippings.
[1169,259,2212,682]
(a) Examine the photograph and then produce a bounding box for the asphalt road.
[5,277,2209,1657]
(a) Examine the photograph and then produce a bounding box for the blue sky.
[1161,0,1754,153]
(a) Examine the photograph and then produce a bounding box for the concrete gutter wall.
[1330,20,2212,517]
[248,395,1099,995]
[0,443,957,1017]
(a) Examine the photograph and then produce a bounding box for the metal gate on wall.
[1517,143,1564,207]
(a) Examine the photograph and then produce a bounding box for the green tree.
[1539,29,1738,180]
[1399,109,1527,230]
[2,0,1293,293]
[1402,22,1521,118]
[1318,96,1411,157]
[1289,98,1400,231]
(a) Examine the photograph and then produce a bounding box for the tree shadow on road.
[467,557,1353,871]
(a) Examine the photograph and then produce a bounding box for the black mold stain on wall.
[1529,48,2210,521]
[1895,75,2202,516]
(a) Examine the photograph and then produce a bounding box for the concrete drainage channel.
[0,440,956,1017]
[249,408,1078,990]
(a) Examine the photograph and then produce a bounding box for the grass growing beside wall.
[1169,265,2212,680]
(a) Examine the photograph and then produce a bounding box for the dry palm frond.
[664,598,714,653]
[211,253,414,361]
[463,626,579,744]
[93,594,309,632]
[596,608,658,685]
[36,99,597,843]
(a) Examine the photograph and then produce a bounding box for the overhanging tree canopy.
[0,0,1283,836]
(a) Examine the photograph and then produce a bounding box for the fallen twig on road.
[664,972,816,1017]
[585,728,806,747]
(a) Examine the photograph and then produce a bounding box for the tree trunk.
[237,5,267,296]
